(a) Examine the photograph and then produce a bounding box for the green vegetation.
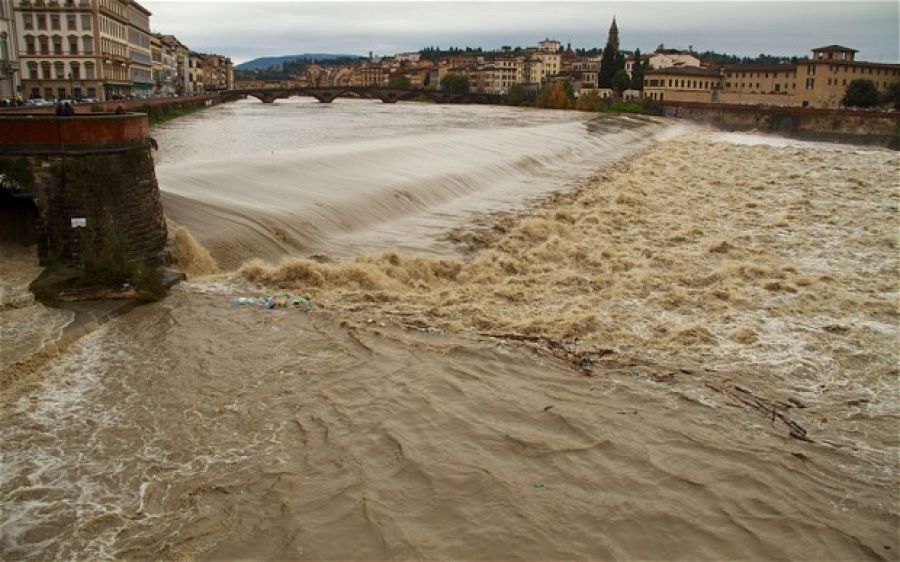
[80,234,167,302]
[388,75,412,90]
[148,105,206,126]
[841,79,879,108]
[441,73,470,94]
[885,83,900,110]
[630,48,647,90]
[608,100,651,113]
[575,90,605,112]
[612,69,632,96]
[506,84,527,106]
[534,81,574,109]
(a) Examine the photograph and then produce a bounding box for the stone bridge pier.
[0,113,168,268]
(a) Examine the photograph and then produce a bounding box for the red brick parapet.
[0,113,150,154]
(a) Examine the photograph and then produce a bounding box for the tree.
[598,48,617,88]
[506,83,527,106]
[575,90,605,111]
[630,48,646,90]
[842,79,879,108]
[612,69,632,96]
[388,75,412,90]
[882,82,900,109]
[534,82,573,109]
[441,73,470,94]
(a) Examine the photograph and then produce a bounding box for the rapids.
[0,98,897,560]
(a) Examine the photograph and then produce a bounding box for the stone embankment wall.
[0,93,240,120]
[658,101,900,148]
[0,113,167,266]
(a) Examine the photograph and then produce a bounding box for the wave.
[158,115,666,269]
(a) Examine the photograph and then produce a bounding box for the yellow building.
[647,45,899,108]
[720,62,798,105]
[793,45,899,108]
[643,66,722,102]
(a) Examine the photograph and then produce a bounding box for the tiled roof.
[645,66,721,77]
[723,63,798,72]
[812,45,858,52]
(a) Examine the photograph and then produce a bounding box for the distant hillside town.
[1,1,898,110]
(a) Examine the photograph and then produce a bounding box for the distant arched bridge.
[231,86,501,105]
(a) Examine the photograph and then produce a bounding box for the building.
[157,33,188,95]
[470,55,524,94]
[644,45,900,108]
[719,62,798,105]
[0,0,20,99]
[8,0,231,101]
[126,0,151,97]
[791,45,899,108]
[16,0,101,101]
[198,51,232,91]
[643,65,722,102]
[647,45,701,70]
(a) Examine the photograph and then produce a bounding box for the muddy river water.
[1,99,897,560]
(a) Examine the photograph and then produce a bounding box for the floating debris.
[232,292,314,310]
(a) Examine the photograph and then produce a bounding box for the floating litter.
[232,291,314,310]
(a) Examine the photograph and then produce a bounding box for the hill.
[235,54,359,71]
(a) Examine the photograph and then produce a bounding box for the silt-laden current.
[1,98,897,560]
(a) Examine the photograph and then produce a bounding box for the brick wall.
[0,114,167,267]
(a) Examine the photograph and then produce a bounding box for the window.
[82,35,93,54]
[39,36,49,54]
[68,35,77,54]
[28,62,38,79]
[53,36,62,54]
[50,14,60,30]
[807,64,816,75]
[40,61,50,79]
[23,14,33,29]
[54,62,64,79]
[70,62,80,79]
[25,35,35,54]
[67,14,76,30]
[81,14,91,30]
[37,14,47,30]
[84,62,94,79]
[805,78,815,90]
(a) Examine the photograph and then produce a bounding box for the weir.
[0,112,168,268]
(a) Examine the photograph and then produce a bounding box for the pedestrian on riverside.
[115,105,126,115]
[63,102,75,116]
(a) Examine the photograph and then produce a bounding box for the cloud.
[141,1,899,64]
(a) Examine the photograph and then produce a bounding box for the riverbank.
[657,101,900,148]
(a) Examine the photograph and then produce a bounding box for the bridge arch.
[0,178,39,248]
[233,87,502,105]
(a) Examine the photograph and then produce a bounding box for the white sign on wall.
[71,218,87,228]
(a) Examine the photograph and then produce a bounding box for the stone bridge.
[232,86,501,105]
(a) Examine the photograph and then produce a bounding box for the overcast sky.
[139,1,899,65]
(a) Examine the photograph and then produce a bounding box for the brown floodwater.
[0,108,897,560]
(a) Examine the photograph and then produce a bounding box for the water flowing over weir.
[2,99,898,560]
[155,99,664,267]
